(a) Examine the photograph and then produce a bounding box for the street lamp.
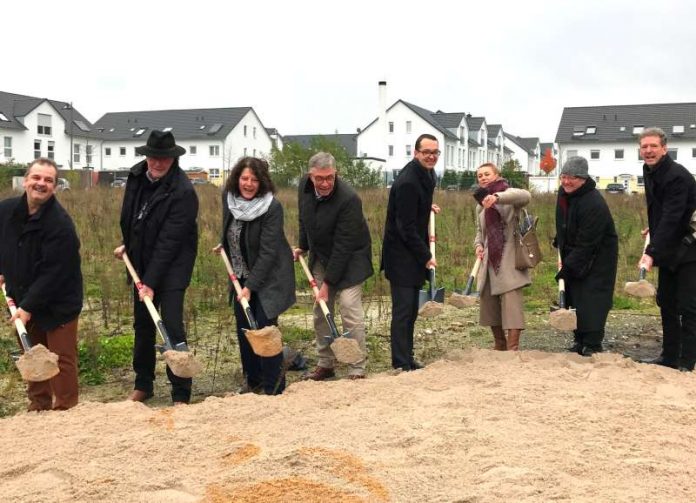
[62,102,74,169]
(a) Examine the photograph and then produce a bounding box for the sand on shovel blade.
[624,279,656,298]
[244,326,283,357]
[549,309,577,331]
[448,293,478,309]
[16,344,60,382]
[163,350,202,378]
[418,300,444,318]
[330,336,364,365]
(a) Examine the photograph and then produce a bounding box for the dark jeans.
[389,283,421,370]
[657,262,696,367]
[133,288,192,403]
[232,279,285,395]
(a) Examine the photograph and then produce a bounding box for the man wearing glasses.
[293,152,373,380]
[381,134,441,371]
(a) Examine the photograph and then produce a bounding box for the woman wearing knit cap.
[553,156,618,356]
[473,163,531,351]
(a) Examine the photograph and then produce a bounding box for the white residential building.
[94,107,273,183]
[556,102,696,192]
[0,91,101,169]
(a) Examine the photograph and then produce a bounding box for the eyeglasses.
[417,149,441,157]
[311,174,335,184]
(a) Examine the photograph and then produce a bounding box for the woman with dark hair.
[473,163,531,351]
[214,157,295,394]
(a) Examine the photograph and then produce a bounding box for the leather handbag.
[514,209,542,270]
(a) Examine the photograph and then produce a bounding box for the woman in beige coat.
[473,163,531,351]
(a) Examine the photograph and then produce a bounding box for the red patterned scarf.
[482,179,509,274]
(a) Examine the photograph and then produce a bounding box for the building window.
[586,126,596,134]
[134,148,141,157]
[190,146,197,155]
[0,112,9,121]
[637,148,643,161]
[209,168,220,179]
[405,144,411,156]
[637,176,644,186]
[614,149,624,160]
[73,144,81,163]
[632,125,644,135]
[406,121,412,133]
[692,148,696,158]
[388,122,394,133]
[47,141,55,160]
[86,145,93,165]
[253,148,256,156]
[668,148,678,160]
[34,140,41,159]
[209,145,220,156]
[243,125,247,137]
[590,150,600,160]
[253,127,257,139]
[120,147,126,156]
[3,137,11,158]
[244,147,247,156]
[105,147,111,157]
[37,114,52,135]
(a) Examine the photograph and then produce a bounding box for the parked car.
[111,178,127,188]
[605,183,625,194]
[57,178,71,191]
[190,178,210,185]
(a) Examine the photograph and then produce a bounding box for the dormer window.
[673,125,685,134]
[585,126,596,134]
[0,112,9,121]
[632,125,644,135]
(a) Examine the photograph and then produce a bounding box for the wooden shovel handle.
[219,247,252,310]
[428,211,436,266]
[297,255,331,318]
[121,252,164,328]
[1,284,32,351]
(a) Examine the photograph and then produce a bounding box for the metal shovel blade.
[419,269,445,308]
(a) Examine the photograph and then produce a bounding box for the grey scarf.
[227,192,273,221]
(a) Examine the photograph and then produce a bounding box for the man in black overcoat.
[381,134,441,371]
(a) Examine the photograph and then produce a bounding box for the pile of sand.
[2,349,696,502]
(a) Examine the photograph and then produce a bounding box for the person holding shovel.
[214,157,295,395]
[473,162,530,351]
[293,152,373,381]
[638,127,696,371]
[553,156,618,356]
[114,130,198,405]
[0,157,83,411]
[382,134,441,370]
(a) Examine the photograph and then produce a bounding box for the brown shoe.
[303,366,335,381]
[128,390,154,402]
[348,374,365,380]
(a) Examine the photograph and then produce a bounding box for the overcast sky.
[5,0,696,142]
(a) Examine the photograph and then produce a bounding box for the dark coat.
[381,159,436,287]
[221,192,296,319]
[120,160,198,291]
[298,175,373,289]
[555,178,618,332]
[643,154,696,270]
[0,194,83,331]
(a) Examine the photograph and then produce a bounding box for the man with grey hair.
[638,127,696,371]
[293,152,373,380]
[554,156,617,356]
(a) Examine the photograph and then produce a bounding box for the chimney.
[378,81,388,162]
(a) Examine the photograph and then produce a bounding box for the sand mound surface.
[2,349,696,502]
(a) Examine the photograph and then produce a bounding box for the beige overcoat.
[474,188,532,296]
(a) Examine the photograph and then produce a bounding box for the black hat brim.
[135,145,186,157]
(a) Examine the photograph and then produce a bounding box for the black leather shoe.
[581,345,603,357]
[410,360,424,370]
[679,366,693,372]
[641,355,678,368]
[566,342,583,354]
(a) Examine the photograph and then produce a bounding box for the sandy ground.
[2,348,696,503]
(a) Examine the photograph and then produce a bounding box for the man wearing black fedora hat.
[114,130,198,404]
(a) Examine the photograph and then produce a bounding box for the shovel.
[624,233,656,298]
[2,284,60,382]
[449,257,482,309]
[297,255,363,365]
[418,211,445,317]
[218,248,282,357]
[121,252,201,378]
[549,252,577,331]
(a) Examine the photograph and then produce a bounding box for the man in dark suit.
[638,127,696,371]
[381,134,441,371]
[114,130,198,404]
